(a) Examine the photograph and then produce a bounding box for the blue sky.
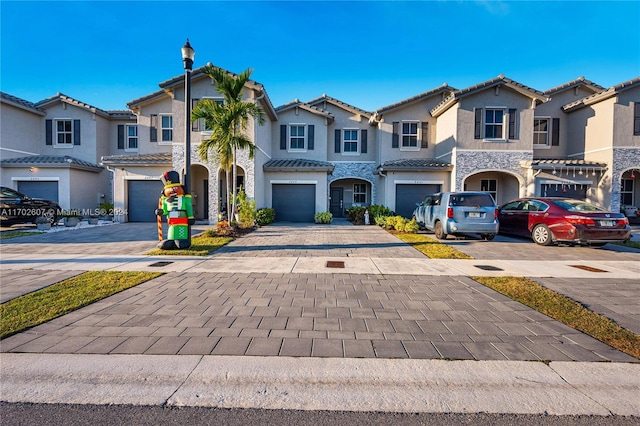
[1,1,639,112]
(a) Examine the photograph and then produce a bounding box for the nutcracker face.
[164,185,185,197]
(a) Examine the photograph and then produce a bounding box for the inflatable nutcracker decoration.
[155,171,195,249]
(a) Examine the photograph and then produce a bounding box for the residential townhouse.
[1,71,638,225]
[0,92,135,213]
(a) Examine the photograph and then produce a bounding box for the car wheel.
[532,224,553,246]
[43,208,57,225]
[481,233,496,241]
[434,221,447,240]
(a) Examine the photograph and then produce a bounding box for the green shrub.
[374,216,387,227]
[368,205,393,220]
[256,208,275,226]
[404,218,419,233]
[314,211,333,224]
[346,206,366,224]
[235,189,256,229]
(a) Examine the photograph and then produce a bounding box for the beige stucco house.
[2,72,639,224]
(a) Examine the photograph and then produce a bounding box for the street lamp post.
[181,38,195,194]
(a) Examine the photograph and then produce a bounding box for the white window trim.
[483,106,507,142]
[533,116,551,147]
[400,120,420,152]
[353,183,367,203]
[288,123,307,152]
[621,178,635,206]
[343,128,360,156]
[481,178,498,202]
[125,124,138,152]
[159,114,173,145]
[54,118,73,149]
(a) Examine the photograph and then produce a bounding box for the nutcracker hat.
[160,171,182,189]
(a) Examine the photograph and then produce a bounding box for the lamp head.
[181,38,195,71]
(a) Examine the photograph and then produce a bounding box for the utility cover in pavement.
[474,265,504,271]
[326,261,345,268]
[570,265,608,273]
[149,261,174,267]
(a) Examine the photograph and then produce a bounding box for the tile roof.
[374,84,456,116]
[263,158,335,172]
[430,75,548,117]
[100,152,172,166]
[0,155,103,171]
[543,76,605,96]
[0,92,45,115]
[306,94,372,118]
[378,158,453,171]
[562,77,640,112]
[275,100,335,121]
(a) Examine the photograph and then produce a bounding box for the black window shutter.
[150,115,158,142]
[280,125,287,150]
[307,125,314,150]
[508,109,517,139]
[73,120,81,145]
[334,129,341,153]
[474,108,482,139]
[45,119,52,145]
[191,99,199,131]
[552,118,560,146]
[421,122,428,148]
[117,125,125,149]
[392,122,399,148]
[361,129,367,153]
[634,103,640,136]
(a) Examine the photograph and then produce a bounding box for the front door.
[330,187,344,218]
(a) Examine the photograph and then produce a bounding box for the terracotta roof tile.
[0,155,103,171]
[1,92,45,115]
[263,158,335,172]
[100,152,172,166]
[379,158,452,171]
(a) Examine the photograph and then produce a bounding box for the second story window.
[533,118,549,146]
[161,115,173,142]
[290,125,305,150]
[402,122,418,148]
[56,119,73,145]
[344,129,358,153]
[126,125,138,150]
[484,109,504,139]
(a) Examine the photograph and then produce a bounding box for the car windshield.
[552,199,605,212]
[449,193,495,207]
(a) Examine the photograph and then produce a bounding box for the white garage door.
[272,184,315,222]
[128,180,164,222]
[396,184,441,218]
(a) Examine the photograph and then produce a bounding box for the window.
[402,122,418,148]
[126,125,138,150]
[621,178,634,205]
[56,119,73,145]
[354,183,367,203]
[161,115,173,142]
[634,103,640,136]
[290,125,305,150]
[484,109,503,139]
[481,179,497,202]
[344,129,358,153]
[193,98,223,132]
[533,118,549,146]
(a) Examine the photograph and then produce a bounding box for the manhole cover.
[474,264,503,271]
[149,261,174,267]
[326,261,345,268]
[570,265,608,273]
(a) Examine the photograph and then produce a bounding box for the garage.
[127,180,163,222]
[272,184,315,222]
[17,181,59,202]
[395,184,440,218]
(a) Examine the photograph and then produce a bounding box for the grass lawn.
[392,232,472,259]
[0,230,44,240]
[0,271,162,339]
[615,240,640,249]
[472,276,640,360]
[146,232,233,256]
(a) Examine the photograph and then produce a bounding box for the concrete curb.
[2,354,639,415]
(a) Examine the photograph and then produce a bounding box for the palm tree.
[192,65,265,219]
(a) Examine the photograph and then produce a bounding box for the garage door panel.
[128,180,163,222]
[396,184,440,218]
[17,181,59,203]
[272,184,315,222]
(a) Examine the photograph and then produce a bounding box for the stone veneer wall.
[329,162,379,205]
[454,150,532,191]
[611,147,640,213]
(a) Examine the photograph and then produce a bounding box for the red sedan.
[498,197,631,246]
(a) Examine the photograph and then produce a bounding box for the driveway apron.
[1,221,638,362]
